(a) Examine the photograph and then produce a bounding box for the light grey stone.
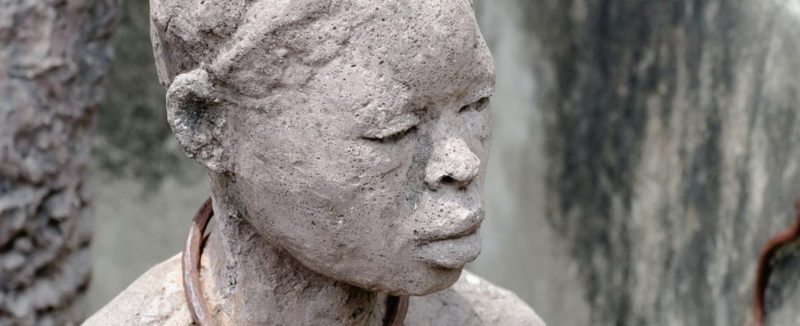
[13,238,34,254]
[87,0,544,324]
[1,252,26,272]
[85,254,544,326]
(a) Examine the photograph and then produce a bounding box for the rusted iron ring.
[752,195,800,326]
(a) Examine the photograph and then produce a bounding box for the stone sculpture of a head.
[151,0,495,296]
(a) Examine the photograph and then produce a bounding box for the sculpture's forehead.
[357,0,495,103]
[207,0,494,102]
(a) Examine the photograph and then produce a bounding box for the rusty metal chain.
[752,196,800,326]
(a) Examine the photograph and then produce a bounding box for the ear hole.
[166,69,229,173]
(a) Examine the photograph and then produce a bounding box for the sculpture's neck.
[205,189,379,326]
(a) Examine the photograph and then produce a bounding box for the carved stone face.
[164,1,495,295]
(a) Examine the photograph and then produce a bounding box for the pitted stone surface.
[88,0,543,324]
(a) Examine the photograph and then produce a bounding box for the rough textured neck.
[206,175,379,326]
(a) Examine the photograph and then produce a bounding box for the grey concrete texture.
[0,0,119,325]
[86,0,543,325]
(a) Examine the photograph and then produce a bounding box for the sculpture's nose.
[424,137,481,191]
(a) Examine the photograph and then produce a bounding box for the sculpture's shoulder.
[85,261,542,326]
[406,270,546,326]
[82,254,194,326]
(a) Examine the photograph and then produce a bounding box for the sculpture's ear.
[166,68,230,173]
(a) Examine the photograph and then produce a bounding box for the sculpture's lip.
[414,207,485,242]
[413,232,482,269]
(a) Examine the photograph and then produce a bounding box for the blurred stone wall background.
[87,0,800,325]
[87,0,208,313]
[472,0,800,325]
[1,0,118,325]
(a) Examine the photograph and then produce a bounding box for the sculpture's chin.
[361,263,464,297]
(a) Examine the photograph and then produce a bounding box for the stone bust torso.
[84,249,541,325]
[86,0,545,325]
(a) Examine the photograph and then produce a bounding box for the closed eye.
[360,112,420,143]
[459,97,491,113]
[362,125,418,143]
